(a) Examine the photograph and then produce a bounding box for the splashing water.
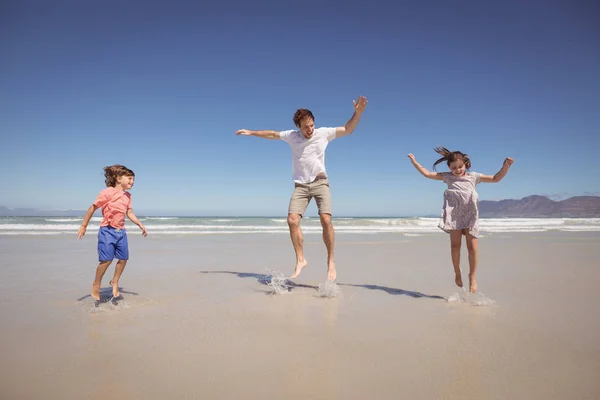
[87,296,129,312]
[267,271,291,294]
[447,289,495,306]
[471,292,495,306]
[318,280,341,298]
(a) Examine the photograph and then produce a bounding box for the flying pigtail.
[462,153,472,169]
[432,146,451,170]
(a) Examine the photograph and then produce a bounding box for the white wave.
[2,217,600,235]
[0,231,63,235]
[0,224,92,230]
[143,217,179,220]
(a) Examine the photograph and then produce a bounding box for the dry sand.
[1,232,599,399]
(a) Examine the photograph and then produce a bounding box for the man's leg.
[314,179,336,280]
[288,213,307,278]
[288,184,310,279]
[319,213,336,280]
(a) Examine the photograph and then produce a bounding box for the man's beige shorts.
[288,178,332,216]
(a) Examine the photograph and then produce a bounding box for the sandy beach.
[1,231,599,399]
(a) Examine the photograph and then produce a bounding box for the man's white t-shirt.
[279,127,337,184]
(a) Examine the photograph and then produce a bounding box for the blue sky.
[1,0,599,216]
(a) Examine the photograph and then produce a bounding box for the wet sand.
[1,232,599,399]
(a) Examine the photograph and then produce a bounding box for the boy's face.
[117,174,135,190]
[299,117,315,139]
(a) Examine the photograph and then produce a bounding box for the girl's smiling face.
[449,159,466,176]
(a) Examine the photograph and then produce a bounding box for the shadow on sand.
[199,270,444,299]
[338,284,444,300]
[77,285,139,306]
[199,270,318,292]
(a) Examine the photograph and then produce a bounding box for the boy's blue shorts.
[98,226,129,261]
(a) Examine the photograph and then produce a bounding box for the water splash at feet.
[318,280,341,298]
[266,271,291,294]
[447,288,495,306]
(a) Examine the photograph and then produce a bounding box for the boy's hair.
[103,165,135,187]
[293,109,315,128]
[432,147,472,170]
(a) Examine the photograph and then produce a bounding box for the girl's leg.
[110,259,128,298]
[92,261,112,300]
[465,231,479,293]
[449,230,463,288]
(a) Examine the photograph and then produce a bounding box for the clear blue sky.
[2,0,599,216]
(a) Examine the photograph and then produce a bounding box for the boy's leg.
[95,227,116,300]
[110,260,127,298]
[92,261,112,301]
[449,230,463,288]
[288,184,310,278]
[465,231,479,293]
[111,230,130,297]
[314,179,335,280]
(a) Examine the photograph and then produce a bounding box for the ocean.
[1,216,599,235]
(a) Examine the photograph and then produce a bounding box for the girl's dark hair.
[293,108,315,127]
[432,147,471,170]
[103,165,135,187]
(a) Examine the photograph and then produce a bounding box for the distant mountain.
[479,195,600,218]
[0,206,87,217]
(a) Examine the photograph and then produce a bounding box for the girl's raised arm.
[408,153,444,180]
[479,157,514,183]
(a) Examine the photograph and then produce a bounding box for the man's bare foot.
[109,280,120,298]
[327,262,336,281]
[469,275,477,293]
[290,259,308,279]
[455,273,463,288]
[91,282,101,301]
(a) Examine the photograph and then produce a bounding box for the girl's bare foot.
[469,275,477,293]
[327,262,336,281]
[91,283,101,301]
[290,259,308,279]
[455,273,463,288]
[109,280,120,298]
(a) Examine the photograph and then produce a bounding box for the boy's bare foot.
[469,275,477,293]
[455,273,463,288]
[91,283,101,301]
[290,259,308,279]
[109,280,120,298]
[327,262,336,281]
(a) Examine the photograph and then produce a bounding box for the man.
[235,96,368,281]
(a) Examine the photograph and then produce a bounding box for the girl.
[78,165,147,301]
[408,147,514,293]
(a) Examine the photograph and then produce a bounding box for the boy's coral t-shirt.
[93,187,132,229]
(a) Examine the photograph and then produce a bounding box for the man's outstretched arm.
[335,96,368,138]
[235,129,281,140]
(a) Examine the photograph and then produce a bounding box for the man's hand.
[77,225,86,239]
[140,225,147,237]
[503,157,514,168]
[353,96,368,114]
[235,129,252,136]
[407,153,416,163]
